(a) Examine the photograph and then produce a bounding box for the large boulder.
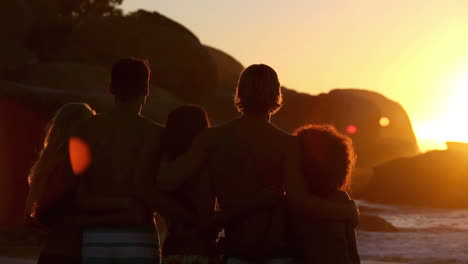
[446,142,468,154]
[203,46,243,122]
[20,63,110,94]
[272,88,419,168]
[0,41,36,79]
[0,0,32,41]
[341,89,419,156]
[51,10,218,105]
[18,63,183,121]
[0,0,36,78]
[361,149,468,208]
[205,45,243,98]
[358,214,398,232]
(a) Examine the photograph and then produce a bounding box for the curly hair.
[234,64,283,115]
[294,124,356,197]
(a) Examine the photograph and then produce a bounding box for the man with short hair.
[73,58,188,264]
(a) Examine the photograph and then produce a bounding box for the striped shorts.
[225,257,295,264]
[82,227,160,264]
[162,255,219,264]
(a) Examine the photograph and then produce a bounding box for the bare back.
[206,117,292,260]
[75,110,163,225]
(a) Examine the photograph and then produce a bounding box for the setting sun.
[415,72,468,150]
[443,76,468,141]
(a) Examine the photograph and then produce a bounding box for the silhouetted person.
[156,105,222,264]
[72,58,189,264]
[25,103,131,264]
[291,125,360,264]
[156,64,358,263]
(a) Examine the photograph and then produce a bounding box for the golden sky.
[122,0,468,151]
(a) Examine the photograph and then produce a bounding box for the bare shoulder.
[329,190,351,203]
[203,120,233,140]
[139,115,163,129]
[270,122,292,137]
[138,115,163,134]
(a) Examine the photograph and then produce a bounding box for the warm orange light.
[346,125,358,135]
[379,117,390,127]
[69,137,91,175]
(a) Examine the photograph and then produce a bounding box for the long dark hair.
[161,105,210,161]
[294,124,356,197]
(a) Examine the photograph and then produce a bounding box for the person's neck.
[241,112,271,122]
[113,99,142,116]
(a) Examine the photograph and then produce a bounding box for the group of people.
[25,58,361,264]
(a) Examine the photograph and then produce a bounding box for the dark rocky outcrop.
[203,46,243,122]
[205,46,243,98]
[52,10,218,105]
[0,0,35,78]
[273,88,419,168]
[446,142,468,154]
[361,149,468,208]
[358,214,398,232]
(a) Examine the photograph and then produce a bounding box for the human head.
[294,124,355,196]
[235,64,282,115]
[110,58,150,102]
[161,105,210,161]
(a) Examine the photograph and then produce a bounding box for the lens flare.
[346,125,358,135]
[379,117,390,127]
[69,137,91,175]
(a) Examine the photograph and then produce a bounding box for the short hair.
[294,124,356,197]
[234,64,283,115]
[161,105,210,161]
[110,58,150,101]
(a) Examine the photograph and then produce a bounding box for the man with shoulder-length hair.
[157,64,358,263]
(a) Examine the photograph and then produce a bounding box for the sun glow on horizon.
[415,73,468,151]
[121,1,468,153]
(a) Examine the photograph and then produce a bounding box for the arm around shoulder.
[283,137,357,221]
[156,128,211,191]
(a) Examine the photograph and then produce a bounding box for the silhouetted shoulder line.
[139,115,163,128]
[270,122,293,137]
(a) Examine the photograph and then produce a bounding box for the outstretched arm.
[156,129,210,191]
[284,137,358,222]
[130,134,196,225]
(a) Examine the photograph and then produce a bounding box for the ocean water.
[357,200,468,264]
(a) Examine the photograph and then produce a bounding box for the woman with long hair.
[158,105,219,264]
[25,103,130,264]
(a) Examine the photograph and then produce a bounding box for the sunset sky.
[122,0,468,151]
